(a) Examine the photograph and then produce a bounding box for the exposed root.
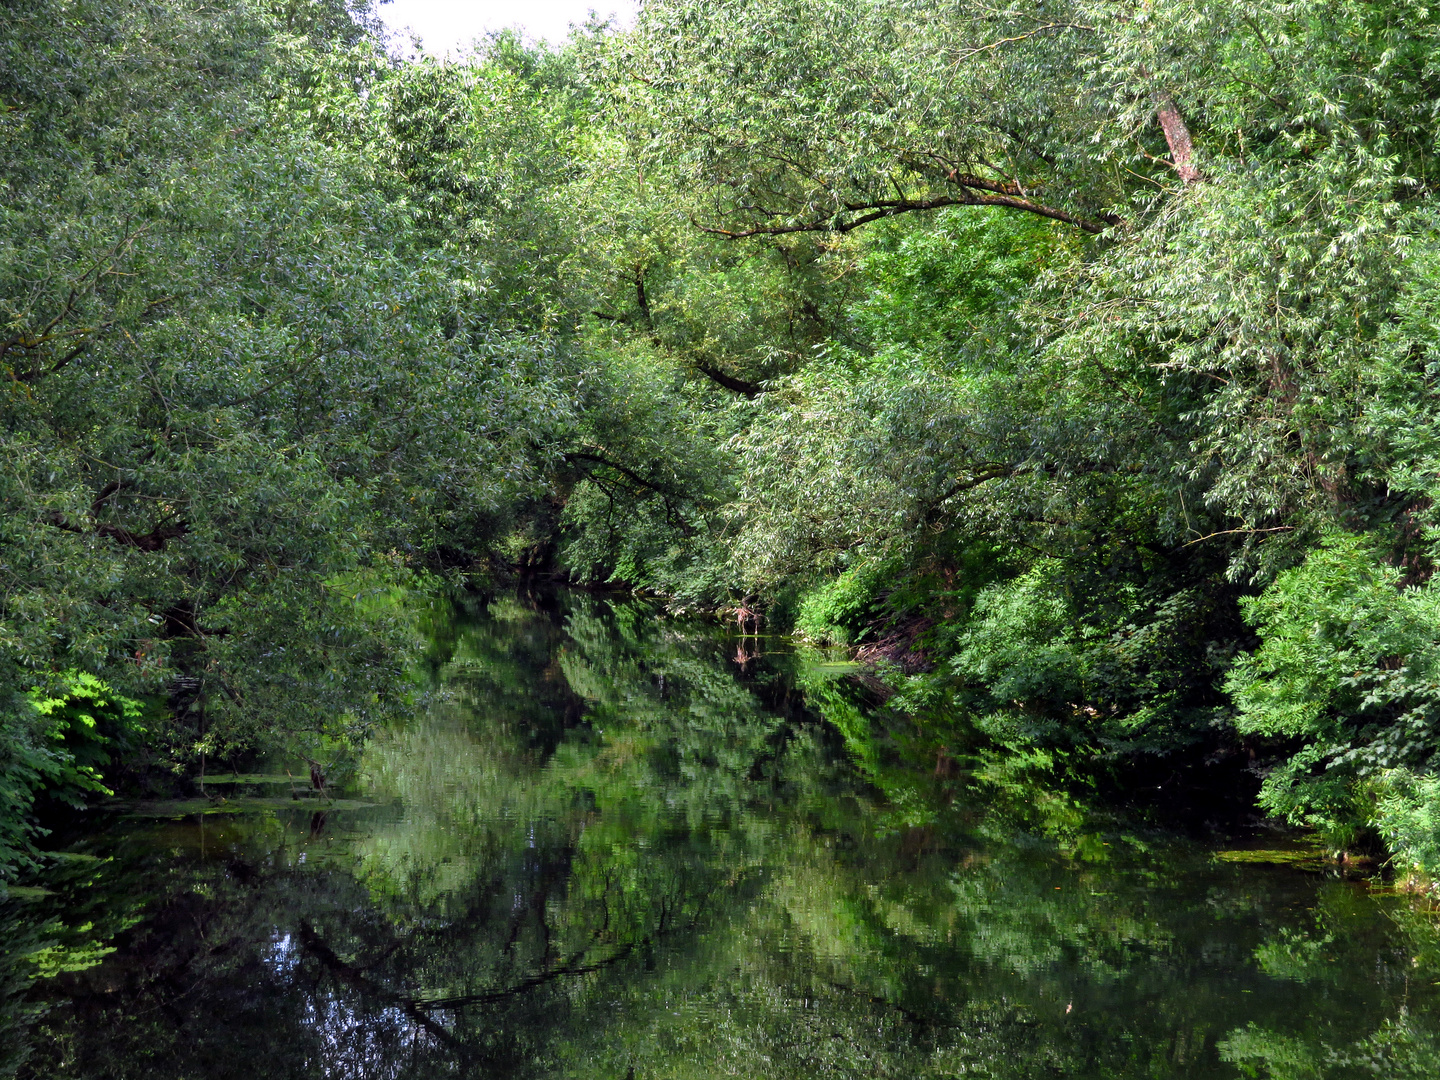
[854,617,934,675]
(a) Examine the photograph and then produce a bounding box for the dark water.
[6,594,1440,1078]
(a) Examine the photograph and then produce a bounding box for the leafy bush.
[1228,533,1440,849]
[1,672,144,880]
[27,671,146,805]
[955,562,1086,709]
[852,206,1065,360]
[943,555,1234,762]
[795,558,900,646]
[1375,770,1440,885]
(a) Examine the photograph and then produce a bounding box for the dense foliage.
[7,0,1440,888]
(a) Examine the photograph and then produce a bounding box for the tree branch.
[696,186,1114,238]
[414,942,639,1010]
[1181,525,1292,547]
[5,294,175,384]
[43,509,189,551]
[691,360,762,398]
[216,349,324,408]
[951,22,1095,62]
[297,921,467,1053]
[925,465,1014,522]
[563,450,698,537]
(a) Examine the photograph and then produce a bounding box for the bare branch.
[950,21,1096,63]
[1182,526,1293,548]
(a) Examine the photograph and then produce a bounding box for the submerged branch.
[297,921,468,1054]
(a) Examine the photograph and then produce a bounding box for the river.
[4,591,1438,1078]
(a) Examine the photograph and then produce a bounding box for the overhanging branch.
[696,186,1114,239]
[43,509,188,551]
[563,450,698,537]
[692,360,762,398]
[925,465,1014,523]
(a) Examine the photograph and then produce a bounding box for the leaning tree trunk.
[1156,99,1201,184]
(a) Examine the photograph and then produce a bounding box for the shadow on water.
[5,590,1440,1078]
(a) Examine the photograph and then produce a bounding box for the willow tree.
[0,0,576,837]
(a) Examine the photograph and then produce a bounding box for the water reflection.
[8,592,1440,1078]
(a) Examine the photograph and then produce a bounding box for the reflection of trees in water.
[1,905,43,1080]
[14,595,1440,1078]
[1217,883,1440,1079]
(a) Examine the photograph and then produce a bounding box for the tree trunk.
[1157,100,1201,184]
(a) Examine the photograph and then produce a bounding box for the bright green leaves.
[0,671,143,879]
[1373,769,1440,883]
[1228,534,1440,745]
[853,208,1071,363]
[1228,533,1440,845]
[795,557,904,647]
[26,671,145,805]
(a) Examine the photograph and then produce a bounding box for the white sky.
[377,0,639,54]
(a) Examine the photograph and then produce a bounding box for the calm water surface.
[6,593,1440,1078]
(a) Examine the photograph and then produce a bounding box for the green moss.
[1214,849,1335,871]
